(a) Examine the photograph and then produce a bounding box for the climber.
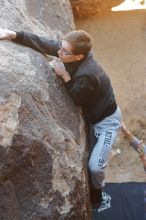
[0,28,122,208]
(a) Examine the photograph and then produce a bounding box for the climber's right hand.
[0,28,16,40]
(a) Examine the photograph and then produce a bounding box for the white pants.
[88,106,122,189]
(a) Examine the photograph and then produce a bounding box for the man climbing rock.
[0,28,122,208]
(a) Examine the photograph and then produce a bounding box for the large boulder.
[0,0,91,219]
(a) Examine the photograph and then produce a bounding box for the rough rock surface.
[0,0,91,219]
[70,0,122,20]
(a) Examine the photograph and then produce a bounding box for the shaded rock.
[70,0,122,20]
[0,181,20,220]
[0,0,91,219]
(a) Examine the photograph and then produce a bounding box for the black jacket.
[13,31,117,124]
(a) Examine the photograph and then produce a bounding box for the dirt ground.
[75,9,146,182]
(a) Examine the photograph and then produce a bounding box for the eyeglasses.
[59,42,74,56]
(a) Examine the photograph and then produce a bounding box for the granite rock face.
[0,0,90,219]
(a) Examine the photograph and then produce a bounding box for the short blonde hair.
[63,30,92,56]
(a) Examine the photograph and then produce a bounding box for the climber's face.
[58,40,84,63]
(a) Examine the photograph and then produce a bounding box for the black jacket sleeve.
[13,31,60,57]
[65,76,98,105]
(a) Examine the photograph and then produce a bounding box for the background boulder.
[70,0,122,20]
